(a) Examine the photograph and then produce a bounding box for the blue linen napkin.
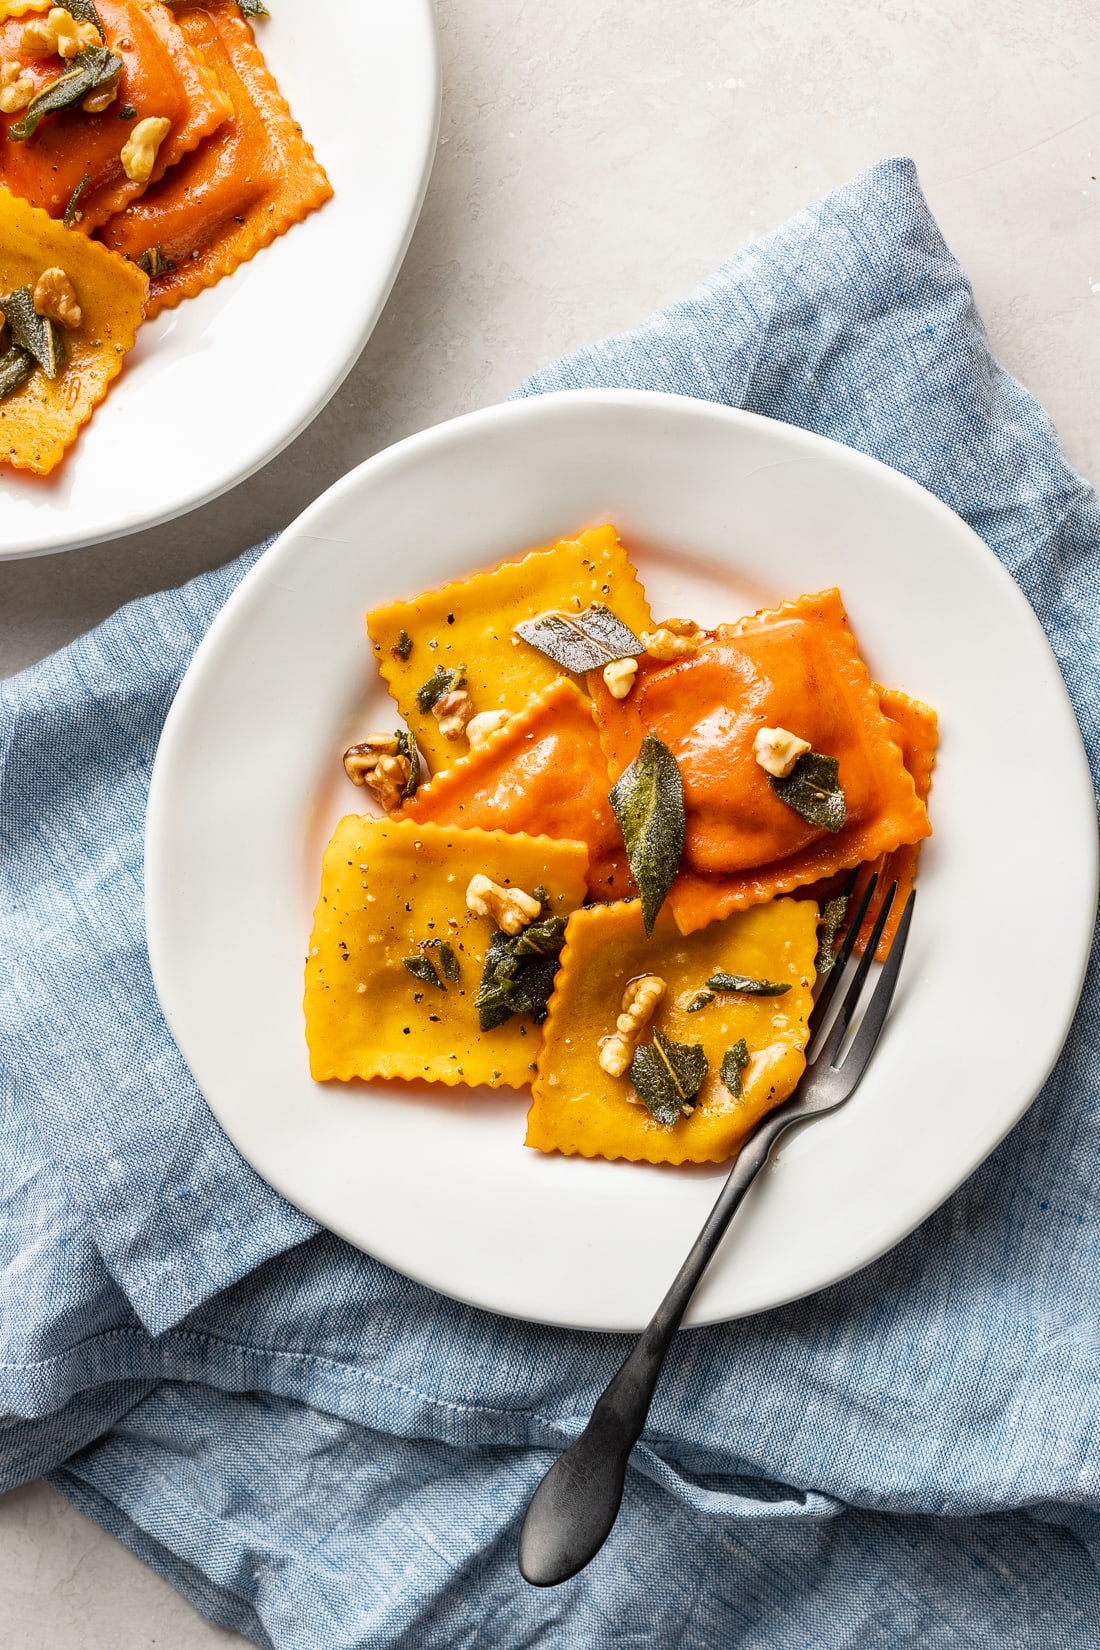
[3,156,1100,1648]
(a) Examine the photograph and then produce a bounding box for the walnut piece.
[602,657,638,699]
[752,726,811,779]
[432,687,472,741]
[21,8,99,58]
[33,266,82,329]
[466,709,512,749]
[120,115,171,183]
[598,975,667,1077]
[465,874,542,936]
[0,60,35,113]
[641,618,701,662]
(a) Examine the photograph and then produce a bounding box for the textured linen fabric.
[2,156,1100,1646]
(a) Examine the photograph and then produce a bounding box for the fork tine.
[808,871,880,1041]
[815,880,898,1069]
[837,889,916,1080]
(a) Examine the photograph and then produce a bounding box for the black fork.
[518,879,916,1587]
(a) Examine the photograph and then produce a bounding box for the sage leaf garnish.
[416,666,465,714]
[423,937,460,983]
[1,288,64,379]
[686,989,715,1013]
[137,245,175,278]
[63,173,90,227]
[720,1040,749,1099]
[119,103,136,120]
[815,893,849,977]
[394,728,420,800]
[393,629,413,661]
[8,47,124,141]
[475,912,567,1031]
[514,603,643,673]
[65,0,104,30]
[236,0,270,16]
[768,751,847,834]
[629,1028,708,1126]
[403,954,446,991]
[608,734,685,935]
[706,972,790,996]
[0,347,33,401]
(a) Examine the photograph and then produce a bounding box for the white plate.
[0,0,439,560]
[146,390,1097,1332]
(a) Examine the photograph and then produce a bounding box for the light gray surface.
[1,0,1098,1642]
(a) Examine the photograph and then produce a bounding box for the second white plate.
[146,390,1097,1331]
[1,0,439,559]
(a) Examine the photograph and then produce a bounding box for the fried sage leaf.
[1,287,64,379]
[629,1028,708,1127]
[0,347,33,401]
[768,751,847,834]
[236,0,270,16]
[686,989,715,1014]
[706,972,790,996]
[815,893,849,977]
[403,954,446,991]
[393,629,413,661]
[514,603,643,673]
[423,937,460,984]
[9,47,123,142]
[137,245,175,278]
[394,728,420,800]
[475,913,568,1032]
[65,0,105,29]
[415,666,465,714]
[720,1039,749,1099]
[608,734,685,935]
[63,173,90,227]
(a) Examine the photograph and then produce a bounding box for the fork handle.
[518,1101,798,1587]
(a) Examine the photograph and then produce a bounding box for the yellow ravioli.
[366,524,653,773]
[0,187,147,474]
[304,817,589,1089]
[527,898,818,1164]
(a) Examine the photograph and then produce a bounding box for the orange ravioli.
[367,525,653,775]
[0,186,147,473]
[526,899,817,1165]
[397,679,631,898]
[851,687,938,959]
[96,0,331,317]
[591,589,932,933]
[0,0,232,230]
[304,818,589,1089]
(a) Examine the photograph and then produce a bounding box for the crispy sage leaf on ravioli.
[609,734,685,935]
[514,603,643,674]
[0,348,34,401]
[394,728,421,800]
[720,1040,750,1099]
[65,0,105,29]
[416,666,465,714]
[403,955,446,991]
[8,47,124,141]
[1,288,64,379]
[475,914,568,1032]
[629,1028,708,1126]
[706,972,790,997]
[768,751,847,834]
[815,894,849,976]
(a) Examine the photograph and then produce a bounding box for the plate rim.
[146,387,1100,1330]
[0,0,441,562]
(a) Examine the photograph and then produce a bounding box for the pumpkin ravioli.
[397,678,631,898]
[851,686,938,959]
[591,588,932,933]
[367,525,653,774]
[526,898,818,1165]
[0,187,147,473]
[305,818,589,1089]
[97,1,332,317]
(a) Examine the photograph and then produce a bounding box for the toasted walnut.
[598,974,667,1077]
[641,618,701,662]
[21,8,99,58]
[432,687,472,742]
[82,62,121,112]
[466,709,512,749]
[33,267,81,329]
[120,115,170,183]
[753,725,811,779]
[365,754,412,813]
[465,874,542,935]
[342,733,402,786]
[603,657,638,699]
[0,60,35,112]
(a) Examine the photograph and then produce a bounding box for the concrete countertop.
[1,0,1097,1643]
